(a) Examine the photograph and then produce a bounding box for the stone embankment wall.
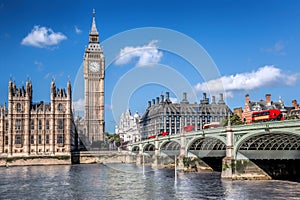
[71,151,137,164]
[0,151,137,167]
[0,155,71,167]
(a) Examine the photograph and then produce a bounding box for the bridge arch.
[160,140,181,156]
[131,145,139,153]
[234,131,300,159]
[187,136,226,158]
[143,143,155,152]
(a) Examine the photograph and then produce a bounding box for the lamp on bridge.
[265,124,270,132]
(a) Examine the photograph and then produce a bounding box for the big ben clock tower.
[83,9,105,142]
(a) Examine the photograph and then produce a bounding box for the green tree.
[222,114,244,127]
[285,114,299,120]
[105,132,121,147]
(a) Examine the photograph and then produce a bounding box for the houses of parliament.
[0,10,105,158]
[0,79,75,156]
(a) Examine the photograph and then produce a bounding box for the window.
[31,120,34,130]
[57,134,64,144]
[5,135,8,145]
[15,134,22,145]
[46,135,49,144]
[5,121,8,131]
[57,119,64,130]
[38,120,42,130]
[15,119,22,130]
[16,103,22,112]
[38,135,42,145]
[30,135,34,145]
[46,120,50,130]
[58,104,63,112]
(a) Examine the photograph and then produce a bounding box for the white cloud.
[34,61,43,71]
[194,65,299,97]
[115,40,163,67]
[44,73,51,79]
[169,97,178,103]
[75,26,82,34]
[261,41,286,55]
[73,98,85,112]
[21,25,67,48]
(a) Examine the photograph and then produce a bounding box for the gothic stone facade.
[0,79,75,157]
[140,92,232,140]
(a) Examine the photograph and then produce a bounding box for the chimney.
[166,92,170,100]
[148,101,151,108]
[245,94,250,103]
[156,97,159,105]
[212,96,216,104]
[203,93,207,100]
[160,94,164,103]
[292,100,299,109]
[152,99,155,105]
[183,92,187,100]
[265,94,271,104]
[218,93,225,104]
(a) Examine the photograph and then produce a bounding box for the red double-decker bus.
[148,131,169,139]
[252,109,283,123]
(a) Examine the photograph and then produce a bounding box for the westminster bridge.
[129,119,300,180]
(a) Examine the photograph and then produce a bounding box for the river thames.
[0,164,299,200]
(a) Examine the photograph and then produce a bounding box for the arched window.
[46,120,50,130]
[58,104,63,112]
[57,119,64,130]
[38,120,42,130]
[16,103,22,112]
[31,120,34,130]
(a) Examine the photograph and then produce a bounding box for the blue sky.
[1,0,300,132]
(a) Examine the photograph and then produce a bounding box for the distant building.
[115,109,140,143]
[139,92,232,140]
[0,79,76,156]
[242,94,287,124]
[234,107,243,119]
[289,99,300,118]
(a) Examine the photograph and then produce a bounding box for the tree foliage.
[285,114,299,120]
[222,114,243,127]
[105,132,121,147]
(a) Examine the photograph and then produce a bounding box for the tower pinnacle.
[90,9,98,35]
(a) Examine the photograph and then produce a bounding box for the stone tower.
[83,9,105,142]
[7,79,32,155]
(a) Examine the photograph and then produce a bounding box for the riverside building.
[0,79,75,157]
[115,109,140,143]
[139,92,232,140]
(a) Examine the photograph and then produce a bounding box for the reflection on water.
[0,164,299,199]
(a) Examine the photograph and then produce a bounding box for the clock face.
[89,61,100,72]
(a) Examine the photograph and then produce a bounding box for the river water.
[0,164,299,200]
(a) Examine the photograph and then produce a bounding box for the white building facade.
[115,109,140,143]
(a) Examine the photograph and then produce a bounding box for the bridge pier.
[221,125,271,180]
[136,143,144,165]
[176,131,187,170]
[151,138,160,168]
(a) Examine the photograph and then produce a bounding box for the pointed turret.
[67,79,72,100]
[50,79,56,99]
[89,9,99,43]
[90,9,98,35]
